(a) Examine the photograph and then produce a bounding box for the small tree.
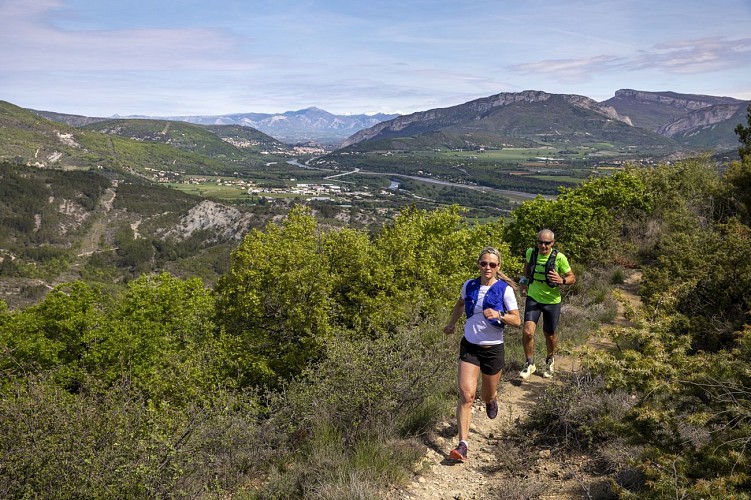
[734,103,751,159]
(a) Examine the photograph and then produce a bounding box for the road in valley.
[286,160,555,201]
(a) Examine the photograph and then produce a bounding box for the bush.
[255,315,456,496]
[0,373,263,499]
[524,372,634,451]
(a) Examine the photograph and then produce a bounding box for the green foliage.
[214,206,335,388]
[584,317,751,497]
[735,103,751,159]
[280,324,454,447]
[86,273,218,402]
[257,316,454,498]
[525,372,634,451]
[504,167,652,265]
[0,282,106,383]
[717,157,751,225]
[215,204,510,388]
[640,211,751,351]
[0,374,262,499]
[0,274,218,403]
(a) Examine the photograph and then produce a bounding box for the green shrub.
[524,372,634,450]
[0,373,263,499]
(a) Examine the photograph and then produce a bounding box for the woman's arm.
[443,298,465,334]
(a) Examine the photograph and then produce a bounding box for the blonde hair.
[478,246,518,290]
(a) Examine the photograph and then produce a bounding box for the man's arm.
[561,270,576,286]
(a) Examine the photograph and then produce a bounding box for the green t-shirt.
[525,247,571,305]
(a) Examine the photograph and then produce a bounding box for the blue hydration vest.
[464,278,508,328]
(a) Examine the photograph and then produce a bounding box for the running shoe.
[543,358,555,379]
[519,361,536,380]
[486,399,498,419]
[449,441,468,462]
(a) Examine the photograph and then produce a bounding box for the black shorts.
[523,297,562,334]
[459,336,504,375]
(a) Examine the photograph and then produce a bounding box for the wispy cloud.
[631,37,751,74]
[0,2,260,71]
[509,56,625,84]
[509,37,751,84]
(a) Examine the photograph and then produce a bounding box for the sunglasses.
[479,261,498,268]
[538,240,553,245]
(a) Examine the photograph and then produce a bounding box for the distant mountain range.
[156,108,400,145]
[341,89,749,153]
[31,107,400,146]
[23,88,750,153]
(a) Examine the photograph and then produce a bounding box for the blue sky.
[1,0,750,117]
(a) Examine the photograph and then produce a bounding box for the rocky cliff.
[657,103,746,137]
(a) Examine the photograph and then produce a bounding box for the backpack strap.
[526,248,559,287]
[463,278,481,319]
[525,247,538,281]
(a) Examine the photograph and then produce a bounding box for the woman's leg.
[480,370,502,403]
[456,360,480,442]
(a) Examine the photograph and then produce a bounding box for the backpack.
[464,278,507,328]
[525,248,559,287]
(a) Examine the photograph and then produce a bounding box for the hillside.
[339,90,681,153]
[338,89,747,157]
[1,101,294,177]
[80,118,287,159]
[602,89,749,150]
[601,88,745,130]
[0,161,289,309]
[657,102,749,150]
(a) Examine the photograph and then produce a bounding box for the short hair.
[538,229,555,241]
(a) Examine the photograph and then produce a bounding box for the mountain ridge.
[129,107,399,145]
[338,89,748,153]
[27,88,748,151]
[341,90,625,145]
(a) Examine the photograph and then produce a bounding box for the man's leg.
[522,320,537,361]
[519,319,538,379]
[544,331,557,359]
[542,332,557,378]
[541,302,562,378]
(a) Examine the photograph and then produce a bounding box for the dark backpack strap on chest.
[525,248,559,287]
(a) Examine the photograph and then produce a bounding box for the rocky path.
[394,271,642,500]
[393,361,583,500]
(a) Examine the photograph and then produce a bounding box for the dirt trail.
[76,186,117,258]
[394,271,642,500]
[51,183,120,286]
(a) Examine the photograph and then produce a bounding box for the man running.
[518,229,576,380]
